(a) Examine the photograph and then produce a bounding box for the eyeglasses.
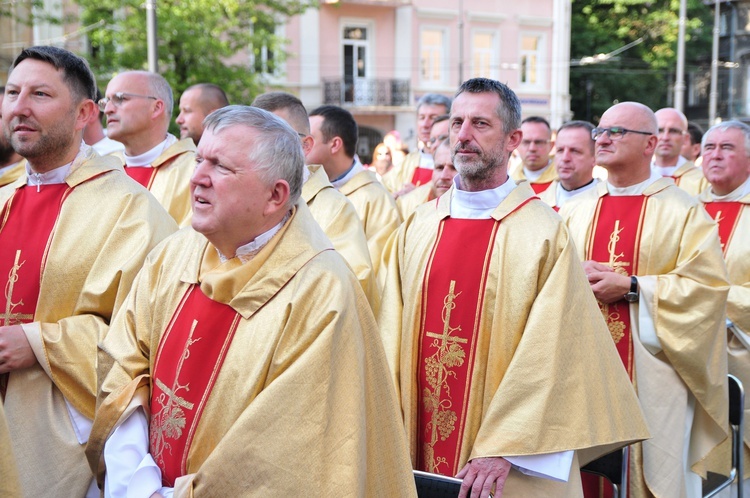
[591,127,653,141]
[657,127,685,137]
[520,139,550,147]
[428,134,449,145]
[98,92,158,112]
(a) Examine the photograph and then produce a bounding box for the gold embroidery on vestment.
[595,220,630,339]
[3,250,33,325]
[422,280,466,474]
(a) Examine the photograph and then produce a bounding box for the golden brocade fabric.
[562,179,730,496]
[396,150,421,187]
[671,161,707,197]
[338,169,402,281]
[0,401,20,497]
[302,164,380,314]
[114,138,196,227]
[510,158,558,186]
[0,149,177,497]
[396,183,433,220]
[379,182,649,496]
[0,160,24,187]
[88,201,416,497]
[700,188,750,477]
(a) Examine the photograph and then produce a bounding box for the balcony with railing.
[323,78,411,108]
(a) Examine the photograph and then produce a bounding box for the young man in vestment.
[560,101,730,497]
[252,91,379,313]
[510,116,557,193]
[175,83,229,145]
[652,107,707,196]
[379,77,649,497]
[539,120,599,211]
[87,106,417,497]
[699,120,750,489]
[308,105,401,281]
[102,70,196,226]
[0,46,177,497]
[393,93,452,197]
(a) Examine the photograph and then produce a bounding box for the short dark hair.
[522,116,551,131]
[455,78,521,134]
[252,91,309,135]
[185,83,229,111]
[557,120,595,154]
[12,46,96,103]
[686,121,704,147]
[309,105,358,158]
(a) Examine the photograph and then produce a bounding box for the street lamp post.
[709,0,720,124]
[674,0,687,112]
[146,0,158,73]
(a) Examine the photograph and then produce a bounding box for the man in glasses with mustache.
[0,45,176,497]
[380,78,648,497]
[561,101,729,497]
[102,70,196,226]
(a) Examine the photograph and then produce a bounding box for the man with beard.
[379,78,649,497]
[0,87,24,186]
[396,138,457,219]
[652,107,706,196]
[0,46,176,497]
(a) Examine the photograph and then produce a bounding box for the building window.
[251,17,283,76]
[471,30,498,79]
[421,27,448,86]
[519,33,544,88]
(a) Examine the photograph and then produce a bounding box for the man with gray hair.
[380,78,648,496]
[102,70,196,226]
[87,105,416,497]
[393,92,452,196]
[561,101,729,496]
[699,120,750,488]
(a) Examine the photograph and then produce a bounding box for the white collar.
[25,142,90,191]
[523,161,552,181]
[556,179,598,206]
[216,212,291,264]
[124,134,177,167]
[651,155,688,177]
[606,170,662,196]
[331,157,364,189]
[450,175,516,219]
[709,176,750,201]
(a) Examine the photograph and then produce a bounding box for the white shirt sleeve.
[504,450,574,482]
[634,275,663,354]
[103,407,174,498]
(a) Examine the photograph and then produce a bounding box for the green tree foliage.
[570,0,714,122]
[77,0,313,110]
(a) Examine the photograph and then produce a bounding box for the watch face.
[625,292,638,303]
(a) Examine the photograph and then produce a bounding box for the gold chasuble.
[700,188,750,479]
[119,138,196,227]
[0,160,24,187]
[670,161,707,197]
[302,164,380,313]
[510,160,558,194]
[0,148,177,497]
[89,201,416,497]
[562,179,730,498]
[380,182,649,496]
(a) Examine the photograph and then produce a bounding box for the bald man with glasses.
[651,107,707,196]
[561,101,729,497]
[102,71,196,226]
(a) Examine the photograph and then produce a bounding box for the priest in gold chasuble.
[561,102,729,498]
[0,46,178,498]
[699,121,750,484]
[88,106,416,497]
[380,79,649,497]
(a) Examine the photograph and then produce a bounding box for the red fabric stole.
[416,217,499,476]
[411,167,434,187]
[530,182,552,194]
[670,175,682,186]
[149,284,241,486]
[703,202,743,254]
[585,195,647,378]
[0,185,69,327]
[125,166,157,189]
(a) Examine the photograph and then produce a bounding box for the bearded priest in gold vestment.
[699,120,750,487]
[561,102,729,498]
[380,79,649,498]
[0,46,178,497]
[87,106,416,497]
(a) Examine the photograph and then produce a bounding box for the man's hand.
[0,325,37,374]
[456,457,511,498]
[582,260,613,277]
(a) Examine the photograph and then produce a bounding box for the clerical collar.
[124,134,177,167]
[607,170,662,196]
[331,156,364,189]
[523,160,552,182]
[25,142,90,191]
[709,176,750,201]
[556,178,597,206]
[215,211,291,264]
[302,164,311,184]
[450,175,516,219]
[651,155,687,177]
[419,149,435,169]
